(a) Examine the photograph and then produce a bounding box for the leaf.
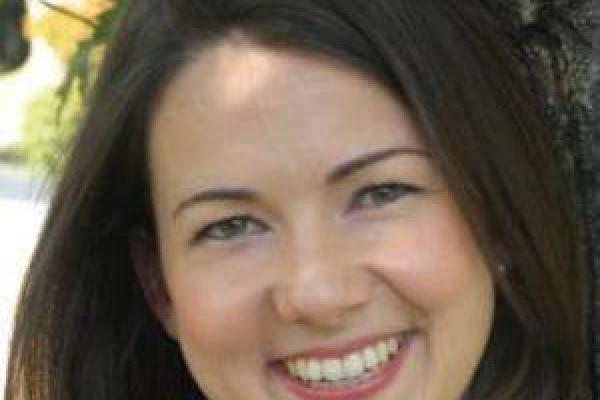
[55,0,127,117]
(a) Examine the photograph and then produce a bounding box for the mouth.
[270,330,419,400]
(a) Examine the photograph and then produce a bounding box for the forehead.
[148,41,425,190]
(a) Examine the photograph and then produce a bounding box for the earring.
[497,263,509,274]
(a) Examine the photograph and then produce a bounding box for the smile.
[271,330,418,400]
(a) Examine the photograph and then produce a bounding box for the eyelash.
[191,182,422,244]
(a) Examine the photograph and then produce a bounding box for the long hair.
[5,1,588,399]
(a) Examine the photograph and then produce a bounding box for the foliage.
[27,0,111,63]
[20,86,80,176]
[18,0,126,175]
[54,0,128,102]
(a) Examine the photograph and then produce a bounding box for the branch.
[38,0,97,28]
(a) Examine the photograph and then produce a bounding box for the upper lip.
[275,331,414,361]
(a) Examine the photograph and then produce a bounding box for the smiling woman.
[4,1,589,400]
[145,46,494,400]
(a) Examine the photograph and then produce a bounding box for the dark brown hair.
[5,1,589,399]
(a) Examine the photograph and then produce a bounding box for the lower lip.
[272,333,417,400]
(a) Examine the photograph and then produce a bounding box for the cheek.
[369,201,491,312]
[166,264,267,353]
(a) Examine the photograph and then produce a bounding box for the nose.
[272,227,374,327]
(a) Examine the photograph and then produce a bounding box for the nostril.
[271,268,374,325]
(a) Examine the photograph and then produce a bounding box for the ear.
[130,230,178,339]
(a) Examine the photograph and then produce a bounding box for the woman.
[5,1,590,399]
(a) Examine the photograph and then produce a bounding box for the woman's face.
[147,41,495,400]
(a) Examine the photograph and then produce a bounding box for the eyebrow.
[172,146,431,219]
[325,147,432,184]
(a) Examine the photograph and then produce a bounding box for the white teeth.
[322,359,343,381]
[286,360,299,377]
[283,336,402,384]
[363,346,378,370]
[387,337,399,355]
[307,360,321,381]
[376,341,389,363]
[342,353,364,378]
[297,359,308,381]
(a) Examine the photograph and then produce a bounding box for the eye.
[349,182,422,211]
[193,215,268,244]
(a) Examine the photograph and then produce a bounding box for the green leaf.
[55,0,127,116]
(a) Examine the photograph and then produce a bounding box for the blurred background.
[0,0,124,395]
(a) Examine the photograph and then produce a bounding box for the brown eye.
[194,215,268,243]
[350,182,421,211]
